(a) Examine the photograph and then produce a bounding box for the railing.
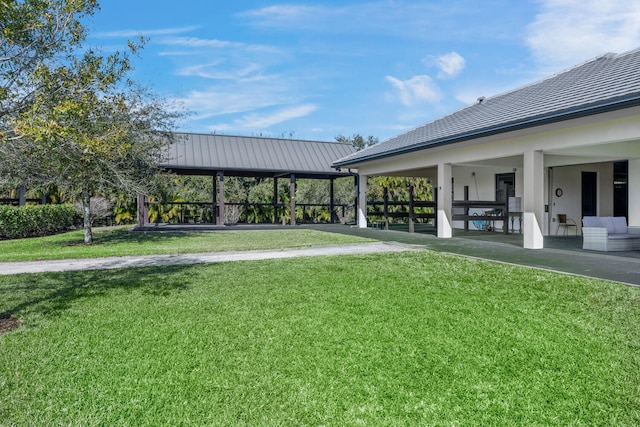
[144,201,356,225]
[451,186,519,234]
[367,187,437,231]
[452,200,509,234]
[0,198,43,205]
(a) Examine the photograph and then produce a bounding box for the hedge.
[0,204,76,239]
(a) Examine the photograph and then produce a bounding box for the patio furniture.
[556,214,577,235]
[582,216,640,251]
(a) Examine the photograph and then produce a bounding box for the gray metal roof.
[333,48,640,167]
[162,133,356,178]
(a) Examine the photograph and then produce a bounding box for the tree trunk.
[82,190,93,244]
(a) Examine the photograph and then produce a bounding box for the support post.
[383,187,389,230]
[463,185,469,231]
[357,175,367,228]
[212,175,217,224]
[437,163,453,238]
[329,177,335,224]
[504,184,510,235]
[409,185,415,233]
[18,185,26,206]
[523,151,544,249]
[433,187,438,229]
[137,194,147,227]
[273,177,279,224]
[290,174,296,225]
[218,171,225,226]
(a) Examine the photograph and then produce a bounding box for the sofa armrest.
[582,226,609,251]
[627,226,640,235]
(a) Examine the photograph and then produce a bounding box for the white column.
[629,159,640,227]
[357,175,368,228]
[523,150,544,249]
[437,163,452,238]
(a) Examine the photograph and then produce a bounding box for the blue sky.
[87,1,640,142]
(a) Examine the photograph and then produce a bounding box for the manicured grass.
[0,226,373,261]
[1,252,638,425]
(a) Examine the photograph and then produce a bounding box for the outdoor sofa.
[582,216,640,251]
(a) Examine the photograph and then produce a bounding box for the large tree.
[0,0,97,120]
[1,1,182,243]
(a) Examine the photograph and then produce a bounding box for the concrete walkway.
[0,242,412,276]
[2,225,639,286]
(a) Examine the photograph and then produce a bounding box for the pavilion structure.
[137,133,356,226]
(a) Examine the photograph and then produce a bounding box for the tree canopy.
[0,0,98,120]
[0,1,182,243]
[335,133,379,151]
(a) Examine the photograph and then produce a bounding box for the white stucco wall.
[549,162,614,234]
[350,108,640,244]
[630,159,640,227]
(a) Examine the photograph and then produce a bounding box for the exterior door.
[613,161,628,219]
[495,173,515,205]
[582,171,597,217]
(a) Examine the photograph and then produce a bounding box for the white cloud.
[159,36,244,49]
[94,26,198,38]
[239,2,523,42]
[206,104,318,132]
[526,0,640,68]
[174,87,286,119]
[434,52,466,78]
[177,63,263,80]
[385,75,442,106]
[235,104,318,129]
[239,5,346,29]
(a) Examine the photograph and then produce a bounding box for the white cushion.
[582,216,601,227]
[600,217,616,234]
[612,217,628,234]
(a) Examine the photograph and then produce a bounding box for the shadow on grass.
[0,264,200,327]
[76,228,193,247]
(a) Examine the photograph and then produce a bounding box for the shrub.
[0,204,76,239]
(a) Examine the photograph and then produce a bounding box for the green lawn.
[1,251,638,425]
[0,226,373,261]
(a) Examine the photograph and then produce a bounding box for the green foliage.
[109,191,137,225]
[0,204,75,239]
[1,3,182,243]
[367,176,432,202]
[0,0,98,120]
[335,133,379,150]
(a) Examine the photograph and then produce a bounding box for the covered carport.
[137,133,356,227]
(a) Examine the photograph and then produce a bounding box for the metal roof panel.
[161,134,355,177]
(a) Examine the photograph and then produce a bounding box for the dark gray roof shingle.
[333,48,640,167]
[162,133,355,178]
